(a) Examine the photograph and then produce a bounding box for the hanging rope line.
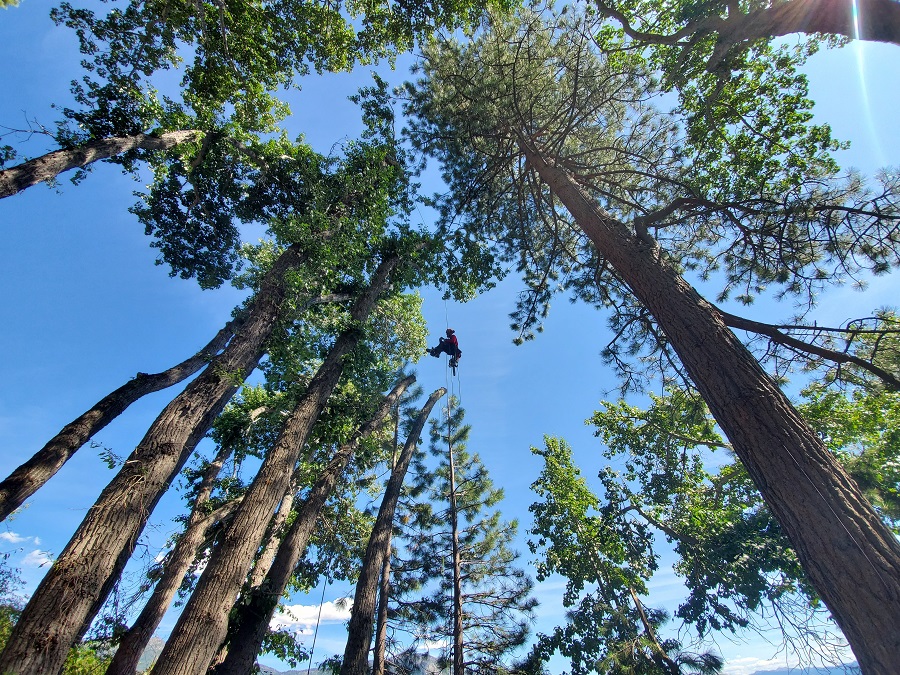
[305,580,328,675]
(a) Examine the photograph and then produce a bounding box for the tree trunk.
[0,130,202,199]
[0,319,238,522]
[151,253,404,675]
[714,0,900,49]
[0,243,309,675]
[517,136,900,673]
[247,488,296,592]
[447,419,464,675]
[341,388,446,675]
[372,409,401,675]
[371,556,392,675]
[213,375,415,675]
[105,442,235,675]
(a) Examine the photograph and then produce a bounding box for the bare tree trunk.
[0,130,202,199]
[247,488,296,591]
[151,253,404,675]
[517,136,900,673]
[371,555,392,675]
[105,443,236,675]
[447,426,464,675]
[0,319,238,522]
[213,376,415,675]
[0,243,309,675]
[372,411,400,675]
[341,388,446,675]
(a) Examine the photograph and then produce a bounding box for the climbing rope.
[305,580,328,675]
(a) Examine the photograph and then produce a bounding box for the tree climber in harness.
[428,328,462,369]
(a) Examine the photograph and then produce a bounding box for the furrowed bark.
[151,253,404,675]
[340,388,446,675]
[447,431,464,675]
[517,135,900,673]
[0,319,238,523]
[0,243,308,675]
[106,442,235,675]
[371,555,392,675]
[0,131,202,199]
[213,375,415,675]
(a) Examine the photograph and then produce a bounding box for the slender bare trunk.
[0,244,309,675]
[518,136,900,673]
[0,131,202,199]
[341,388,446,675]
[247,489,296,591]
[447,421,464,675]
[213,376,415,675]
[0,320,238,522]
[372,556,392,675]
[152,253,404,675]
[372,414,400,675]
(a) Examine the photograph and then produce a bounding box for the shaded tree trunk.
[105,443,236,675]
[341,388,446,675]
[0,243,310,675]
[151,253,404,675]
[246,487,297,592]
[0,130,202,199]
[517,135,900,673]
[0,319,238,522]
[213,375,415,675]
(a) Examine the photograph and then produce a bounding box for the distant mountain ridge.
[749,665,859,675]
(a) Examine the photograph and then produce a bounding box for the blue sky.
[1,3,898,674]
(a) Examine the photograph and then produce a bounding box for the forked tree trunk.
[517,136,900,673]
[0,243,310,675]
[0,319,238,522]
[105,443,236,675]
[341,388,446,675]
[0,130,202,199]
[213,375,415,675]
[151,253,404,675]
[246,489,296,592]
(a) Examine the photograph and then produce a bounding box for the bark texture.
[518,136,900,673]
[340,388,446,675]
[151,253,403,675]
[213,375,415,675]
[0,244,307,675]
[371,556,392,675]
[0,130,201,199]
[0,320,238,522]
[106,443,235,675]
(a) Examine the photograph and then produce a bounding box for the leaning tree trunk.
[213,375,416,675]
[0,243,310,675]
[0,319,238,522]
[152,253,404,675]
[518,136,900,673]
[341,388,446,675]
[105,442,236,675]
[0,130,202,199]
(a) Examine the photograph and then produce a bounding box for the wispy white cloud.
[21,549,53,568]
[270,599,353,635]
[0,531,29,545]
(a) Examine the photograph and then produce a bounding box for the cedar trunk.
[0,319,237,522]
[0,244,308,675]
[518,138,900,673]
[213,376,415,675]
[341,388,446,675]
[151,254,403,675]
